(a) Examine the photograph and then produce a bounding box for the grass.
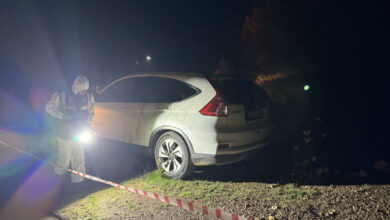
[127,201,138,211]
[56,171,320,219]
[126,170,229,200]
[363,184,373,190]
[58,185,131,219]
[68,195,100,219]
[270,183,315,208]
[56,170,235,219]
[125,171,318,210]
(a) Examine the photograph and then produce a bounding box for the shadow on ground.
[191,143,390,185]
[47,138,156,213]
[0,133,155,218]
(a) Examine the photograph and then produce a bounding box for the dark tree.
[239,0,313,79]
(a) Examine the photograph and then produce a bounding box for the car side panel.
[92,102,125,142]
[121,102,143,145]
[135,103,171,146]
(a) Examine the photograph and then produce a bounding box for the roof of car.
[98,72,207,94]
[122,72,205,78]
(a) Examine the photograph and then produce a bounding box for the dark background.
[0,0,249,89]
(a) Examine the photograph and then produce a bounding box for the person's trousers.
[54,136,86,183]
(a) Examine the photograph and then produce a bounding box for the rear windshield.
[211,78,268,108]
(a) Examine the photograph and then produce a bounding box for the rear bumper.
[191,138,272,166]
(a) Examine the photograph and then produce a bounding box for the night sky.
[0,0,248,91]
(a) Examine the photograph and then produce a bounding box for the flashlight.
[74,128,95,144]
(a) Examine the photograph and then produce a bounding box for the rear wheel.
[154,132,194,179]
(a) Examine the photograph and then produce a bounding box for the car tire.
[154,131,194,179]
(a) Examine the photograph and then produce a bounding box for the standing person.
[46,75,95,183]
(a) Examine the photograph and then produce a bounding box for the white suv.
[92,72,272,179]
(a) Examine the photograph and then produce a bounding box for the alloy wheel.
[158,139,183,173]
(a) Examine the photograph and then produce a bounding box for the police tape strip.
[0,139,253,220]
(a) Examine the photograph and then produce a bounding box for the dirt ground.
[209,183,390,219]
[42,173,390,220]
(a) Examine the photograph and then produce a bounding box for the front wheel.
[154,132,194,179]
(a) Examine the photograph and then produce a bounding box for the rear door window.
[98,76,199,103]
[134,77,199,103]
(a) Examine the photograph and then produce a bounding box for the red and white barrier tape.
[0,139,253,220]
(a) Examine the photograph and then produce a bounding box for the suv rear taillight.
[199,93,228,117]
